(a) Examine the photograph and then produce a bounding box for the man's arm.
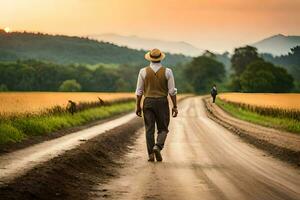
[170,94,178,117]
[135,69,144,117]
[166,68,178,117]
[136,95,142,117]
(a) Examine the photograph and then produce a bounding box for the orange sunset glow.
[1,0,300,52]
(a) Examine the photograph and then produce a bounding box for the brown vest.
[144,66,168,97]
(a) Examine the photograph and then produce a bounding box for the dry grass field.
[219,93,300,110]
[0,92,134,116]
[216,93,300,133]
[0,92,190,116]
[0,92,190,144]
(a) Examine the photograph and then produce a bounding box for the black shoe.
[153,146,162,162]
[148,153,155,162]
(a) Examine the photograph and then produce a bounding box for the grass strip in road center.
[216,98,300,134]
[0,101,135,145]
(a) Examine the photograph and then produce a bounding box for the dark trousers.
[212,95,216,103]
[143,97,170,155]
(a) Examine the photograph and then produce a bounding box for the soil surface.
[91,97,300,200]
[0,113,136,183]
[204,96,300,166]
[0,117,143,200]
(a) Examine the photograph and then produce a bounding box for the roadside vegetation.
[218,93,300,112]
[0,99,135,145]
[216,98,300,134]
[0,92,134,115]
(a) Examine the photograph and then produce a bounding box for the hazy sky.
[1,0,300,52]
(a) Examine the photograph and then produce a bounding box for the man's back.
[135,48,178,162]
[144,66,168,98]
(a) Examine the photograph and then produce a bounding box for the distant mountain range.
[252,34,300,56]
[91,33,300,57]
[0,30,190,65]
[89,33,203,56]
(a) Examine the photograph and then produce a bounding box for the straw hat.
[145,48,165,62]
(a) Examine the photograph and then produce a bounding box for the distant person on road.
[211,84,218,103]
[135,48,178,162]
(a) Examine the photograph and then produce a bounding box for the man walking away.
[211,84,217,103]
[135,48,178,162]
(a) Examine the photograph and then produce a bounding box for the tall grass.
[0,92,134,116]
[0,100,135,145]
[216,98,300,134]
[220,99,300,121]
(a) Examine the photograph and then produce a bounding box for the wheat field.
[0,92,190,116]
[0,92,134,115]
[219,93,300,110]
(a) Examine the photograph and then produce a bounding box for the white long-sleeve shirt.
[135,62,177,96]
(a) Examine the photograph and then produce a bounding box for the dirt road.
[0,113,135,184]
[94,97,300,200]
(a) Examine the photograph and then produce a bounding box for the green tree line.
[229,46,295,92]
[0,60,143,92]
[176,46,295,94]
[0,48,296,93]
[261,46,300,90]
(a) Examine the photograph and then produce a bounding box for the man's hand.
[172,107,178,118]
[136,106,142,117]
